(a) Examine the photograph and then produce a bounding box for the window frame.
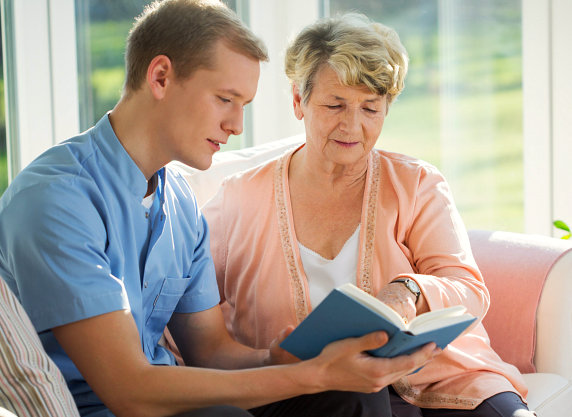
[1,0,79,180]
[522,0,572,235]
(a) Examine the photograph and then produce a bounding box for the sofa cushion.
[170,134,304,207]
[0,276,79,417]
[0,408,17,417]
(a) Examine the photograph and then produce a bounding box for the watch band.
[391,278,420,302]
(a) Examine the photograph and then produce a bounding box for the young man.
[0,1,438,416]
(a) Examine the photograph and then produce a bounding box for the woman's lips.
[334,140,358,148]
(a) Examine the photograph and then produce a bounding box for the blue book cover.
[280,283,476,360]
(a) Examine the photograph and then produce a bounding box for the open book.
[280,283,476,360]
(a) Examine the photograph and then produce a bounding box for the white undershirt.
[142,174,158,209]
[298,224,360,308]
[141,192,155,209]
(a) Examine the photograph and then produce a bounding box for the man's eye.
[218,96,231,103]
[364,108,378,113]
[326,105,341,109]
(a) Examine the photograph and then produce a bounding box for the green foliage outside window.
[330,0,523,232]
[79,0,238,130]
[1,0,526,230]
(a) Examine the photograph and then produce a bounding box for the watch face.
[406,279,420,294]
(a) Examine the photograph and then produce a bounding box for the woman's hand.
[377,282,418,324]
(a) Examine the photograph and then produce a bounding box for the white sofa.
[470,230,572,415]
[1,136,570,416]
[173,135,572,416]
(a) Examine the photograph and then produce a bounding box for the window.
[327,0,523,231]
[75,0,150,131]
[73,0,524,231]
[3,1,569,234]
[0,20,6,195]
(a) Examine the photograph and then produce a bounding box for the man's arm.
[167,306,273,369]
[53,307,438,417]
[167,305,301,369]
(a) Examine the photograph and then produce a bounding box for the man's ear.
[146,55,173,100]
[292,84,304,120]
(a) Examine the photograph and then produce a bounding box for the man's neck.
[145,173,158,198]
[108,94,166,181]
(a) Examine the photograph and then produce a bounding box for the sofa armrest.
[468,230,572,377]
[535,247,572,378]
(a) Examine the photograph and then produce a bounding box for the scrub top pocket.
[145,276,191,357]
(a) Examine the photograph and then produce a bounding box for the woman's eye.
[326,105,341,109]
[364,108,378,113]
[218,96,231,103]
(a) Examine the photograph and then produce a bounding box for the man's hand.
[307,331,440,393]
[52,307,439,415]
[267,325,299,365]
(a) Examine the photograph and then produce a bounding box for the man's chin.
[191,158,214,171]
[175,155,213,171]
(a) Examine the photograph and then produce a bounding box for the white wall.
[247,0,314,145]
[550,0,572,233]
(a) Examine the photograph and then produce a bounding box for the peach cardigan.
[203,146,527,409]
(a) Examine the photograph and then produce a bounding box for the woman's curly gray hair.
[285,13,408,105]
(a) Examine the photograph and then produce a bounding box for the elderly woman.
[203,13,532,416]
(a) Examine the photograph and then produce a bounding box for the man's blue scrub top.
[0,115,220,415]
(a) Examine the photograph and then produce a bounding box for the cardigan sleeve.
[202,178,231,304]
[400,164,490,321]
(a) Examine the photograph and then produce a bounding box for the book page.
[338,283,407,330]
[408,305,470,334]
[338,283,473,335]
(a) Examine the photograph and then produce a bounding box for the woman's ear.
[146,55,173,100]
[292,84,304,120]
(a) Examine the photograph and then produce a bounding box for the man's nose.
[222,106,244,136]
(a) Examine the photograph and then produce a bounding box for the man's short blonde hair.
[124,0,268,93]
[285,13,408,105]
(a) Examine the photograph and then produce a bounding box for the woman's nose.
[339,108,361,135]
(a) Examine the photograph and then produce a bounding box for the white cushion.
[170,134,304,207]
[0,408,17,417]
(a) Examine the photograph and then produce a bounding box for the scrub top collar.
[93,113,165,201]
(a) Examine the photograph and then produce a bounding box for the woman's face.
[293,65,387,168]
